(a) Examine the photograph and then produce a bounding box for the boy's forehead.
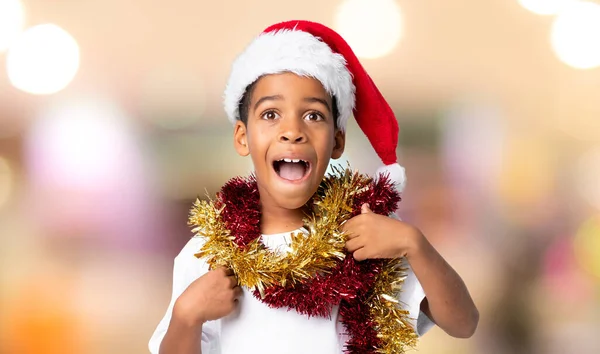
[251,73,331,99]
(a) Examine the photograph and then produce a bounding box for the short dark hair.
[237,81,258,126]
[237,81,340,130]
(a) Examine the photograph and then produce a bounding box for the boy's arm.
[150,237,238,354]
[407,232,479,338]
[159,266,241,354]
[149,237,208,354]
[159,318,203,354]
[343,204,479,338]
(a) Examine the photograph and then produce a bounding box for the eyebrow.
[303,97,331,113]
[252,95,332,113]
[253,95,283,112]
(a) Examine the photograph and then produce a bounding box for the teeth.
[280,158,305,163]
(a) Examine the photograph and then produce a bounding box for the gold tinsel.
[188,166,417,353]
[370,259,419,352]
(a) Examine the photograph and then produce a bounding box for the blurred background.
[1,0,599,353]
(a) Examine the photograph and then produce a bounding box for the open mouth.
[273,158,311,181]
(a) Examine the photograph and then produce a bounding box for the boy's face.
[233,73,345,210]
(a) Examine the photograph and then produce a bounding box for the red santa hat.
[224,20,407,192]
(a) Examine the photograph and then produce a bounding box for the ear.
[233,121,250,156]
[331,129,345,159]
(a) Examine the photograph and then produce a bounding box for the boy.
[149,20,478,354]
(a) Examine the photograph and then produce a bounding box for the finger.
[353,247,369,261]
[345,237,365,252]
[341,218,360,238]
[227,275,238,288]
[215,267,234,276]
[344,225,365,240]
[361,203,372,214]
[340,217,353,232]
[231,286,243,303]
[344,229,360,240]
[233,286,243,299]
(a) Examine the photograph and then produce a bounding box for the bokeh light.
[139,68,206,130]
[576,147,600,211]
[518,0,574,15]
[6,24,80,94]
[574,216,600,279]
[334,0,403,59]
[542,236,594,303]
[3,273,83,354]
[498,138,553,208]
[0,157,14,208]
[25,98,133,189]
[0,0,25,52]
[550,1,600,69]
[22,97,162,250]
[443,101,505,194]
[1,2,600,353]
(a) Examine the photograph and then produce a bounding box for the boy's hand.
[173,267,242,327]
[342,204,421,261]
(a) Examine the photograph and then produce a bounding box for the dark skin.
[344,203,479,338]
[159,73,478,354]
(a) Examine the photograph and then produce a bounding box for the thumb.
[361,203,372,214]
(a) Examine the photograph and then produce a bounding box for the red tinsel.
[216,174,400,353]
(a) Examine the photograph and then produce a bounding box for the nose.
[278,118,306,143]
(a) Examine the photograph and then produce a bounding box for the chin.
[273,192,314,210]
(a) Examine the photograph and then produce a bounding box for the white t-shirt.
[149,229,434,354]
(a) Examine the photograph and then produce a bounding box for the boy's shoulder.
[174,235,208,265]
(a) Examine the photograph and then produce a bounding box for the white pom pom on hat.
[224,20,407,193]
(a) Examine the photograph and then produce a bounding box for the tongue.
[278,162,305,181]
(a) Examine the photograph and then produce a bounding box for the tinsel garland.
[188,167,418,353]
